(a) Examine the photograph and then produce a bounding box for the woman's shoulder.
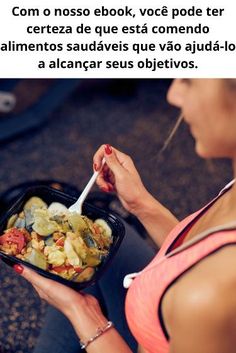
[166,245,236,352]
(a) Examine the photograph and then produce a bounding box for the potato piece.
[24,249,47,270]
[95,219,112,237]
[74,267,95,282]
[68,213,88,233]
[6,214,18,229]
[24,197,47,210]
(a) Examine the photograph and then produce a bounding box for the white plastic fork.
[68,158,106,214]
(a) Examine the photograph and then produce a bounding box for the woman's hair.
[159,114,184,154]
[160,79,236,154]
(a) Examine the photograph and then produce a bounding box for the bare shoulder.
[166,245,236,353]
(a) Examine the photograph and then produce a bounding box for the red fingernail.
[108,185,113,192]
[13,264,24,274]
[105,144,112,155]
[101,187,109,193]
[94,163,98,171]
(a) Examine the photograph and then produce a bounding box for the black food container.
[0,186,125,290]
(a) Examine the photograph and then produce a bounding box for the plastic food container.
[0,186,125,290]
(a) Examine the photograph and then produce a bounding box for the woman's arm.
[21,266,132,353]
[93,145,178,248]
[69,309,132,353]
[131,191,178,248]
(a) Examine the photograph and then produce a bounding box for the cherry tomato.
[93,224,100,235]
[74,266,83,273]
[52,265,73,273]
[55,237,65,247]
[0,228,26,253]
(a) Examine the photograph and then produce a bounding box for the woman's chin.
[195,143,230,159]
[195,143,215,159]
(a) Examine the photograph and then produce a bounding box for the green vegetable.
[44,236,54,246]
[24,197,47,210]
[32,209,59,236]
[68,213,88,233]
[6,214,18,229]
[24,249,47,270]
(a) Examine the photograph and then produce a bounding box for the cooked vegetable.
[52,265,74,273]
[44,236,54,246]
[95,219,112,238]
[67,213,88,233]
[0,228,26,253]
[74,267,95,282]
[47,245,66,266]
[6,214,18,229]
[24,208,35,231]
[64,238,82,267]
[85,254,101,266]
[48,202,68,216]
[24,197,47,210]
[32,209,59,236]
[14,217,26,229]
[66,232,87,259]
[24,248,47,270]
[55,236,65,247]
[83,233,97,248]
[0,196,113,283]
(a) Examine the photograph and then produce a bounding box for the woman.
[14,79,236,353]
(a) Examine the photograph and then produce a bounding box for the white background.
[0,0,235,78]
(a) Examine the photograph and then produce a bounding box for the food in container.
[0,196,113,283]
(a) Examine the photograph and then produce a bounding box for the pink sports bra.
[125,180,236,353]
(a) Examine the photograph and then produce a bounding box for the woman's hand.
[93,145,150,215]
[17,265,108,340]
[94,144,178,247]
[15,265,132,353]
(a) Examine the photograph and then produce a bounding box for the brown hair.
[159,114,184,155]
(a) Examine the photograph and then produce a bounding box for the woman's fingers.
[96,165,113,191]
[94,149,118,191]
[31,283,48,301]
[16,265,85,313]
[93,144,139,197]
[103,146,126,176]
[93,144,129,171]
[95,145,127,177]
[96,176,113,192]
[20,265,54,291]
[93,144,107,171]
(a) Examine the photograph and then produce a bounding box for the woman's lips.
[182,114,197,136]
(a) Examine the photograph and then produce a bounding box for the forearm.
[83,327,132,353]
[132,192,179,248]
[68,307,133,353]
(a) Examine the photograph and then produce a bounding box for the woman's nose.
[167,79,184,108]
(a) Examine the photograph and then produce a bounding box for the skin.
[17,79,236,353]
[21,266,132,353]
[167,80,236,159]
[94,145,178,247]
[163,79,236,353]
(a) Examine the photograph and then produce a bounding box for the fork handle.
[69,158,105,212]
